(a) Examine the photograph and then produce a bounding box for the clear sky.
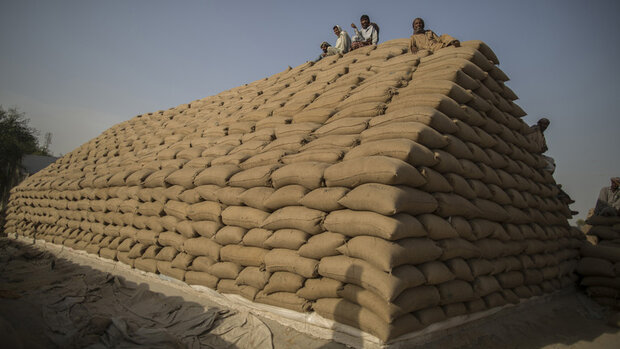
[1,0,619,223]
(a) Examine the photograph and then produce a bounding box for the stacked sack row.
[5,38,584,342]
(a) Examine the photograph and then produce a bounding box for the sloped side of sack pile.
[4,38,585,342]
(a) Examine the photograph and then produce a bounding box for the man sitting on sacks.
[350,14,379,50]
[594,177,620,217]
[526,117,555,173]
[409,17,460,54]
[315,25,352,62]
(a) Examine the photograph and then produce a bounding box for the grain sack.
[271,162,330,190]
[165,167,201,189]
[577,257,615,277]
[344,138,437,167]
[434,193,480,218]
[195,184,220,201]
[418,214,460,240]
[158,231,185,251]
[138,201,164,217]
[280,147,344,165]
[214,187,245,206]
[338,183,438,216]
[264,248,319,278]
[361,121,448,149]
[192,220,221,238]
[418,166,453,193]
[263,228,308,250]
[155,246,179,261]
[263,185,309,210]
[194,165,241,187]
[190,256,216,272]
[239,186,275,211]
[581,244,620,263]
[221,206,270,229]
[136,229,159,246]
[437,238,481,260]
[241,228,273,248]
[299,187,348,212]
[255,291,312,313]
[298,232,347,259]
[157,261,186,281]
[236,266,271,289]
[171,252,194,269]
[324,210,427,240]
[227,164,279,188]
[419,261,456,285]
[324,156,426,188]
[220,245,268,267]
[318,255,425,301]
[214,226,247,245]
[402,80,472,104]
[143,168,176,188]
[473,276,502,296]
[313,298,422,342]
[208,262,242,279]
[315,117,370,136]
[263,271,305,294]
[185,271,219,289]
[296,278,343,300]
[134,258,158,274]
[369,105,458,134]
[185,201,222,222]
[261,206,325,235]
[183,237,221,260]
[337,236,442,272]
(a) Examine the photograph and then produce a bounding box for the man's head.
[320,41,330,52]
[538,118,550,132]
[413,18,425,34]
[611,177,620,190]
[360,15,370,29]
[333,25,341,37]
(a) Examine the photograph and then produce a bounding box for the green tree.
[0,106,51,208]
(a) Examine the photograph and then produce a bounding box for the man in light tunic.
[594,177,620,216]
[350,14,378,50]
[409,17,460,54]
[332,25,351,54]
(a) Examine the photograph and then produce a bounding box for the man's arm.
[370,26,378,45]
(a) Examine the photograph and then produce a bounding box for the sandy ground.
[1,237,619,349]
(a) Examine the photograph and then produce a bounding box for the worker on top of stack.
[409,17,460,54]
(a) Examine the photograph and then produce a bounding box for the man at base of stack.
[594,177,620,216]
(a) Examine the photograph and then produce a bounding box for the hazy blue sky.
[1,0,619,223]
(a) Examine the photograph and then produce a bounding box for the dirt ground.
[0,237,618,349]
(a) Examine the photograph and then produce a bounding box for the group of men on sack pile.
[317,15,460,60]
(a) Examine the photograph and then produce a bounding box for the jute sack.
[125,168,157,186]
[207,262,242,279]
[178,188,201,204]
[299,187,348,212]
[220,245,268,267]
[339,284,441,324]
[264,185,309,211]
[271,162,330,190]
[99,248,118,261]
[315,117,370,136]
[239,150,288,170]
[432,150,465,175]
[221,206,270,229]
[261,206,325,235]
[235,266,271,289]
[241,228,273,248]
[437,238,482,260]
[164,200,190,220]
[143,168,176,188]
[313,298,422,342]
[254,291,312,313]
[472,198,510,222]
[318,255,426,301]
[581,276,620,289]
[418,166,453,193]
[337,183,438,216]
[296,278,343,300]
[264,248,319,278]
[280,147,344,165]
[298,232,347,259]
[171,252,194,269]
[323,210,426,240]
[419,261,456,285]
[337,236,442,272]
[300,134,358,151]
[385,93,467,121]
[194,165,241,187]
[192,220,222,238]
[415,57,487,81]
[183,237,221,260]
[239,186,275,211]
[227,164,279,188]
[214,226,247,245]
[195,184,221,201]
[136,229,159,246]
[263,271,305,294]
[185,271,219,289]
[445,258,475,281]
[473,275,502,296]
[344,138,437,167]
[577,257,615,277]
[190,256,216,272]
[496,271,525,289]
[176,221,197,238]
[360,121,448,149]
[117,251,135,267]
[418,214,460,240]
[215,187,246,206]
[134,258,158,274]
[138,201,164,217]
[157,261,186,281]
[155,245,180,262]
[264,228,309,250]
[165,168,201,189]
[187,201,223,222]
[400,79,472,104]
[324,156,426,188]
[437,279,475,305]
[581,244,620,263]
[433,193,480,218]
[369,106,457,134]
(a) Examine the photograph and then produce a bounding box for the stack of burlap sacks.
[4,38,584,342]
[577,215,620,309]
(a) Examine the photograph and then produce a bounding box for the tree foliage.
[1,106,52,208]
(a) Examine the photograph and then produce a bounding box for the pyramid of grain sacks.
[4,38,585,342]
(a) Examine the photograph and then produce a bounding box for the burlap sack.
[298,232,347,259]
[360,121,448,149]
[418,166,453,193]
[337,183,438,216]
[190,256,216,272]
[221,206,270,229]
[214,226,247,245]
[337,236,442,272]
[271,162,330,190]
[296,278,343,300]
[227,164,279,188]
[208,262,242,279]
[318,255,425,301]
[264,185,309,211]
[134,258,158,274]
[254,291,312,313]
[299,187,348,212]
[185,271,219,289]
[155,246,179,261]
[323,210,426,240]
[315,117,370,136]
[143,168,176,188]
[263,271,305,294]
[344,138,437,168]
[183,237,221,260]
[264,248,319,278]
[280,147,344,165]
[239,186,275,211]
[194,165,241,187]
[235,266,271,289]
[577,257,615,277]
[241,228,273,248]
[264,228,309,250]
[261,206,325,235]
[324,156,426,188]
[437,238,481,260]
[418,214,460,240]
[165,167,201,189]
[220,245,268,267]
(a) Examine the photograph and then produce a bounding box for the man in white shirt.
[350,14,378,50]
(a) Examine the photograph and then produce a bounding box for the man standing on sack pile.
[350,14,379,50]
[410,17,460,54]
[594,177,620,217]
[526,118,555,173]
